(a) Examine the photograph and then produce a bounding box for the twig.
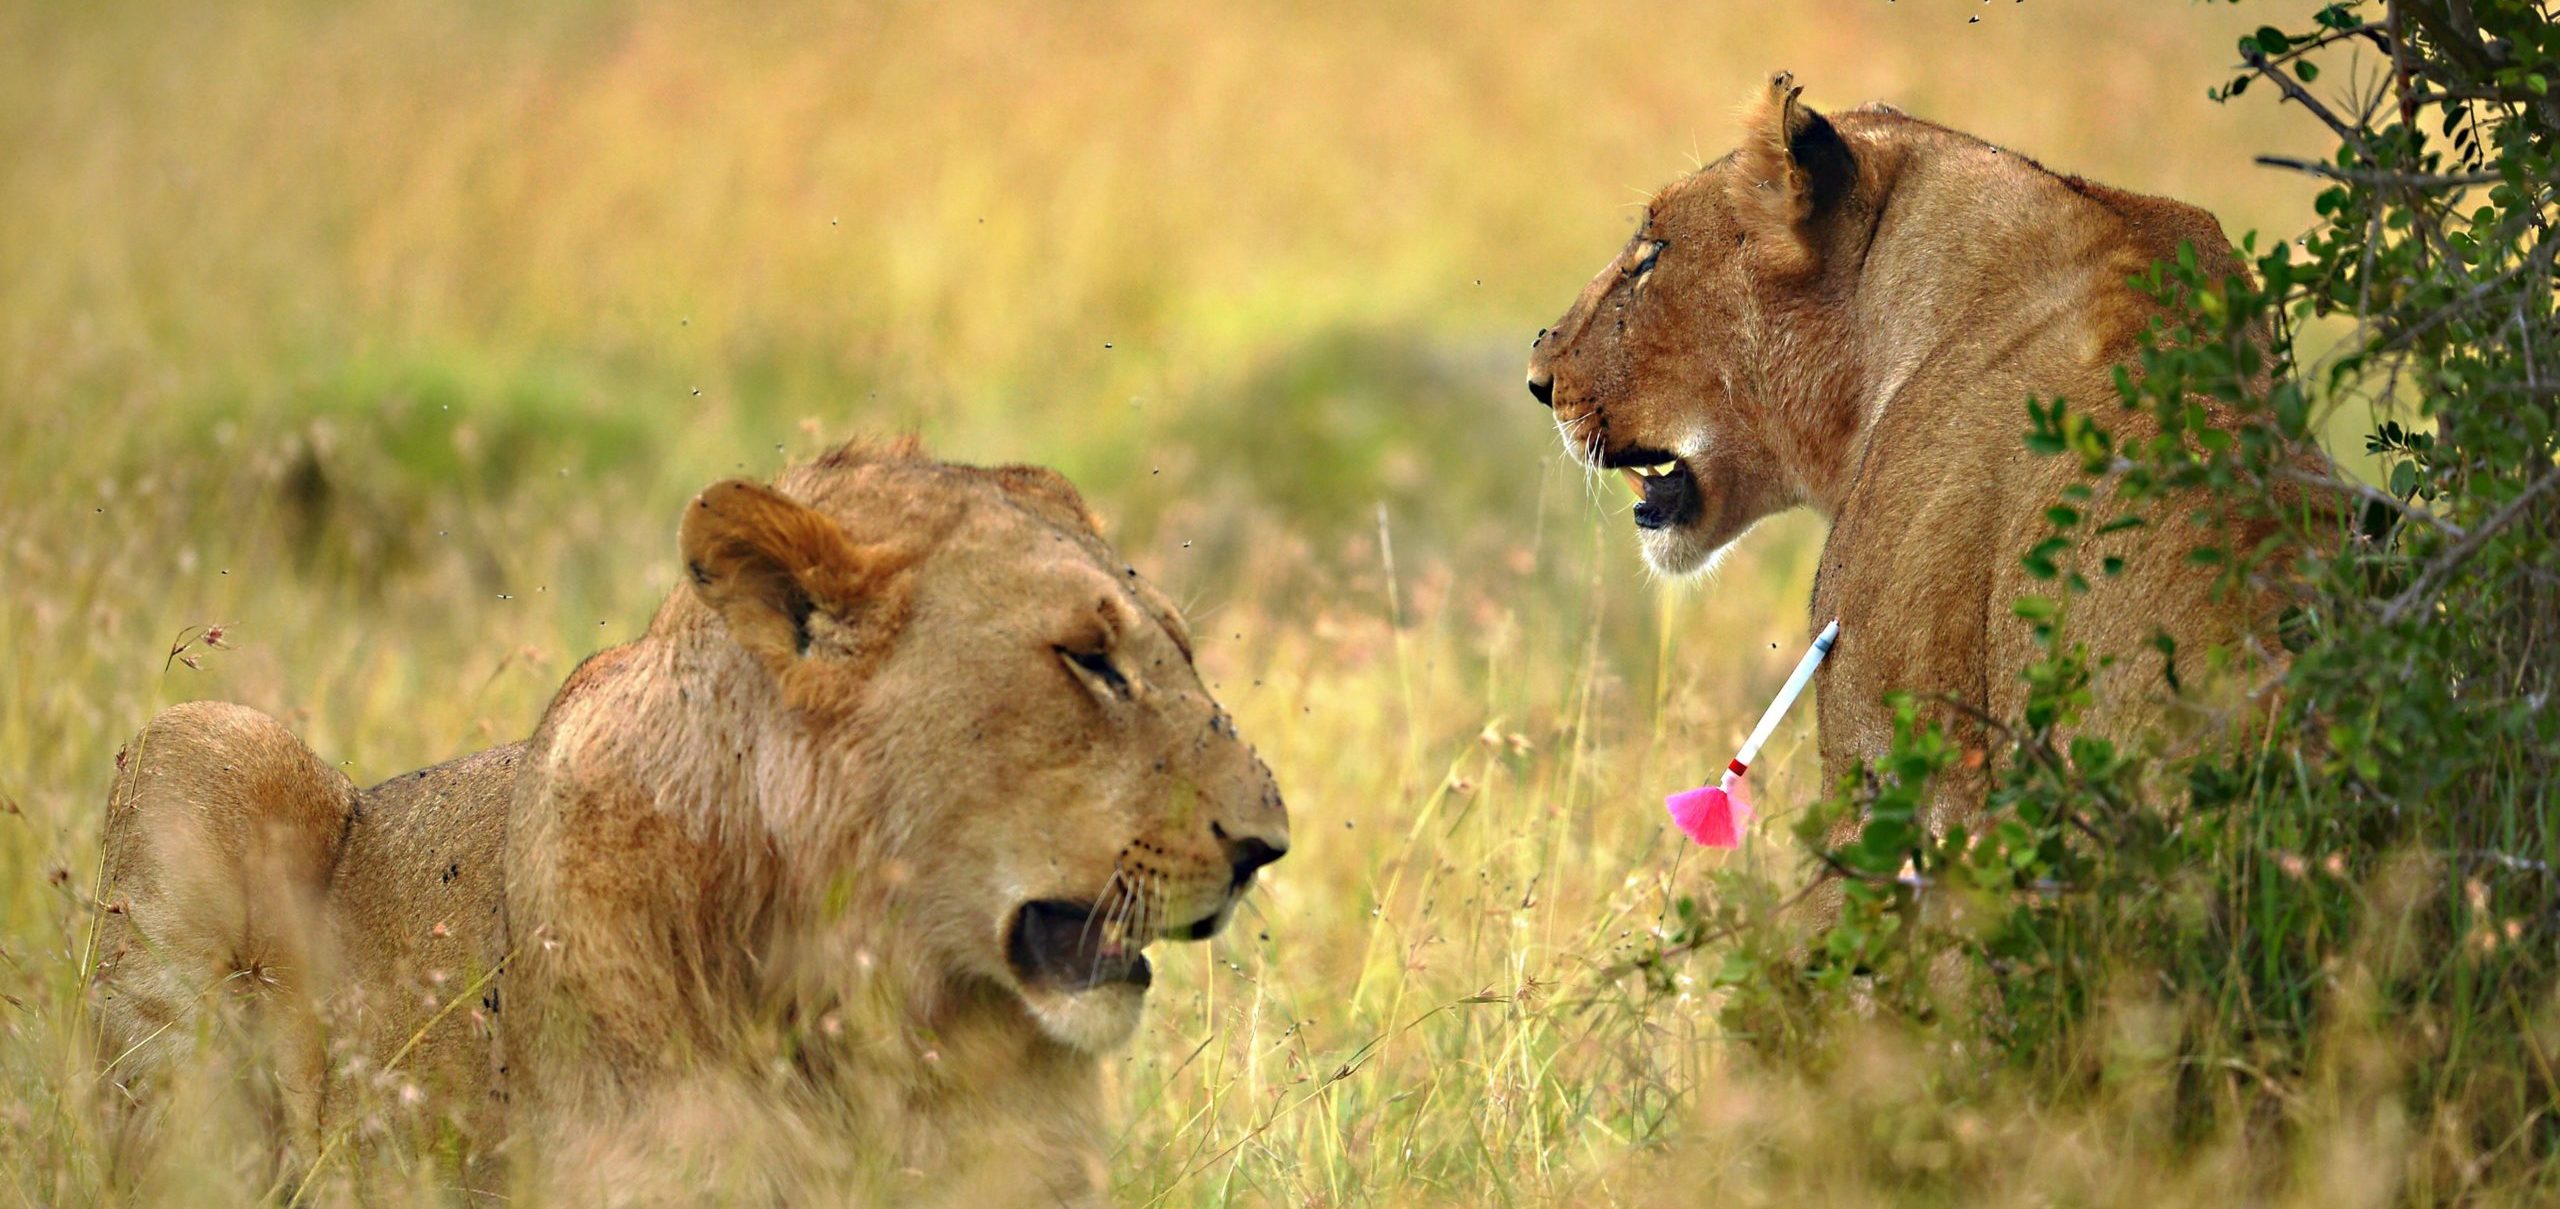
[2409,85,2551,107]
[2460,848,2556,875]
[1930,692,2135,839]
[2478,381,2560,398]
[2372,241,2554,357]
[2389,4,2420,143]
[1593,876,1836,980]
[2401,0,2560,130]
[2253,21,2393,65]
[2255,156,2504,189]
[2381,463,2560,624]
[2402,0,2498,77]
[2241,48,2377,162]
[2273,465,2465,538]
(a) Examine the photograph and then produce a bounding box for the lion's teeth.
[1618,461,1679,495]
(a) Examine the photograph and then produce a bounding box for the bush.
[1652,2,2560,1197]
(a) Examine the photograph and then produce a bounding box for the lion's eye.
[1057,646,1132,698]
[1628,240,1667,278]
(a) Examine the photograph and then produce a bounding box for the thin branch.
[2381,463,2560,624]
[2409,85,2551,106]
[2400,0,2500,77]
[2242,47,2378,162]
[2255,156,2504,189]
[2478,381,2560,398]
[2260,22,2396,64]
[2274,464,2466,538]
[2389,3,2421,145]
[2399,0,2560,129]
[2460,847,2556,875]
[1933,699,2129,842]
[1594,876,1834,980]
[2372,240,2556,357]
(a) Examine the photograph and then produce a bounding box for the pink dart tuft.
[1723,767,1756,829]
[1665,764,1756,848]
[1664,620,1835,849]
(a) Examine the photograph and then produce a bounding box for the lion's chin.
[1633,477,1757,580]
[1636,523,1729,579]
[1018,983,1149,1053]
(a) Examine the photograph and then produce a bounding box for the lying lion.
[1527,72,2304,815]
[92,438,1289,1204]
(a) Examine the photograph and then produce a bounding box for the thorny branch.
[2243,46,2381,161]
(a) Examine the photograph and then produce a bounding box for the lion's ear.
[1733,71,1856,264]
[679,479,900,680]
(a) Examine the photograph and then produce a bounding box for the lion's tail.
[90,700,355,1174]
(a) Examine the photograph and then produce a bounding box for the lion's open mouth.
[1006,899,1154,992]
[1602,447,1701,531]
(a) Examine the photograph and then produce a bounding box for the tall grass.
[0,1,2400,1204]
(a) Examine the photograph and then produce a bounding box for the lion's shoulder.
[1833,105,2238,273]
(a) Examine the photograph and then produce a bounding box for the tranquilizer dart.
[1665,619,1839,848]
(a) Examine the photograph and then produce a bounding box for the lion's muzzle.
[1006,899,1155,992]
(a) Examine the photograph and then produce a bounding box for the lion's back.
[320,743,520,1149]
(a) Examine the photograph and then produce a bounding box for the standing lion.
[1526,72,2303,816]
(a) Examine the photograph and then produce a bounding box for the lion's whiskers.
[1554,412,1612,512]
[1079,868,1130,954]
[1125,872,1154,944]
[1086,873,1147,984]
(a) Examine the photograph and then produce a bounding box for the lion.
[1524,72,2298,817]
[90,438,1289,1205]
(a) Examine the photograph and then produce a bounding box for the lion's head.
[1524,72,1882,576]
[551,439,1289,1057]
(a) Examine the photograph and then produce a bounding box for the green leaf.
[2023,537,2070,580]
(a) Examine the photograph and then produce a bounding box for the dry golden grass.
[0,1,2384,1204]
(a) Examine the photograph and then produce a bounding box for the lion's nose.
[1526,327,1559,407]
[1216,826,1286,889]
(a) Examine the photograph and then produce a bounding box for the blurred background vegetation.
[6,1,2470,1204]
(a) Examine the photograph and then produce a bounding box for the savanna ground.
[1,1,2427,1204]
